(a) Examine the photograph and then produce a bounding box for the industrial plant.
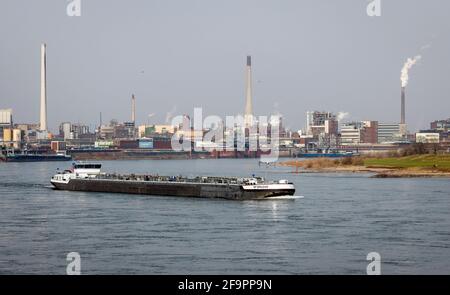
[0,46,449,162]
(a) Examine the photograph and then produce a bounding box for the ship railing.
[93,173,260,185]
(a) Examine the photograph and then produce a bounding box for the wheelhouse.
[72,162,102,177]
[73,163,102,169]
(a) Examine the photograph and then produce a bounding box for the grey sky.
[1,0,449,132]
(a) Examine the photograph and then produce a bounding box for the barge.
[50,162,296,200]
[3,153,72,162]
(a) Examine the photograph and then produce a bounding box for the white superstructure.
[51,163,102,184]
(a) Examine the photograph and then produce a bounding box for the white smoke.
[420,44,431,51]
[337,112,349,121]
[165,106,177,123]
[401,55,421,87]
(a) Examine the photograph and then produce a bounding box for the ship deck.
[92,174,265,185]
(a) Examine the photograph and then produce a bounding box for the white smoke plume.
[165,106,177,123]
[401,55,421,87]
[337,112,349,121]
[420,44,431,51]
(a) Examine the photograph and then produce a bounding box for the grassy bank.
[364,154,450,172]
[282,157,364,169]
[280,154,450,176]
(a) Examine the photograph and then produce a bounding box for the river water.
[0,159,449,274]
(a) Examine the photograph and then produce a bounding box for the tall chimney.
[131,94,136,123]
[401,86,406,124]
[244,55,253,127]
[40,43,47,131]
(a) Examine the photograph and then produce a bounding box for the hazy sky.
[1,0,449,132]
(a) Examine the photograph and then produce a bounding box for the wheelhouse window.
[74,164,101,169]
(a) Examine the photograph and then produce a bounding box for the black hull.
[51,179,295,200]
[5,155,72,162]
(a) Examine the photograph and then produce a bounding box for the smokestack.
[131,94,136,123]
[401,86,406,124]
[40,43,47,131]
[399,55,421,133]
[244,55,253,127]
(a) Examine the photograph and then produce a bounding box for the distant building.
[378,123,403,143]
[98,125,114,140]
[2,128,12,144]
[430,118,450,131]
[416,132,440,144]
[340,122,362,145]
[14,123,40,132]
[305,111,338,148]
[51,141,67,152]
[306,111,338,137]
[59,122,91,140]
[429,118,450,143]
[0,109,13,144]
[1,128,24,149]
[72,123,90,138]
[138,124,176,138]
[96,121,136,140]
[59,122,72,140]
[340,121,378,145]
[123,122,136,138]
[360,121,378,144]
[113,122,135,139]
[0,109,12,125]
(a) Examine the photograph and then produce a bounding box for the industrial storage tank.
[3,128,12,142]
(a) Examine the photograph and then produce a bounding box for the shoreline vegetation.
[279,154,450,178]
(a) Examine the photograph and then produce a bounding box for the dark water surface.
[0,159,449,274]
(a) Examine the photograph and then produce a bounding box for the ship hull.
[51,179,295,200]
[298,153,354,158]
[5,155,72,162]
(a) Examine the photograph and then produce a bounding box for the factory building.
[59,122,91,140]
[430,119,450,132]
[377,123,403,143]
[0,109,17,148]
[340,121,378,145]
[0,109,13,146]
[360,121,378,144]
[306,111,338,137]
[416,133,440,144]
[340,123,362,145]
[138,124,176,138]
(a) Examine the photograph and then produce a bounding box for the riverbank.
[279,154,450,178]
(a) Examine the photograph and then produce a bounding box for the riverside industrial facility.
[1,44,450,160]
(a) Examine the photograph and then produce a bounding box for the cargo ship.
[297,149,358,158]
[297,152,355,158]
[50,162,296,200]
[1,152,72,162]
